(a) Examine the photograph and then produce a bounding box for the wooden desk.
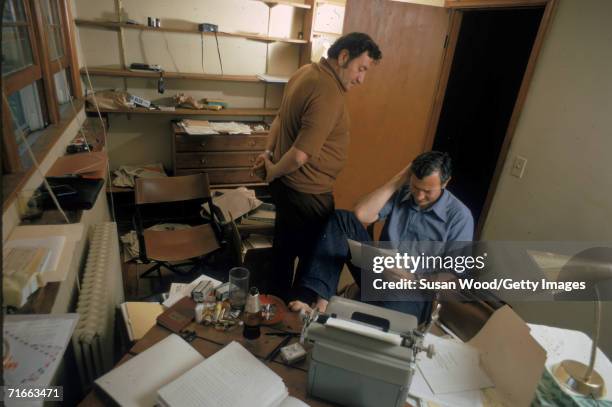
[79,311,339,406]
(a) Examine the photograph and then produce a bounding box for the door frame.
[422,0,558,238]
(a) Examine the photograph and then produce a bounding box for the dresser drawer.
[176,152,262,169]
[175,134,268,152]
[175,168,263,185]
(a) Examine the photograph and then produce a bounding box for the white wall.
[481,0,612,357]
[74,0,308,170]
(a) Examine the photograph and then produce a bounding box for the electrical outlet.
[511,156,527,178]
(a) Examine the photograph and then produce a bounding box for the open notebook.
[157,341,309,407]
[95,334,204,407]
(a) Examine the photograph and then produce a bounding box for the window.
[2,0,80,175]
[41,0,65,61]
[2,0,34,76]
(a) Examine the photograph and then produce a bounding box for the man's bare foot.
[288,300,312,314]
[314,298,328,313]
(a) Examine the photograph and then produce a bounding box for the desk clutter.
[95,335,308,407]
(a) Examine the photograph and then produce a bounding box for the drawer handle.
[200,159,207,164]
[200,141,207,147]
[248,141,256,147]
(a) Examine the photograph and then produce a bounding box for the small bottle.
[243,287,261,340]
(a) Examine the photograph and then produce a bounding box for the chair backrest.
[135,173,211,205]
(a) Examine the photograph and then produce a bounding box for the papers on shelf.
[163,274,222,308]
[179,120,254,135]
[256,74,290,83]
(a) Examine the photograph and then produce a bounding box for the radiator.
[72,222,124,392]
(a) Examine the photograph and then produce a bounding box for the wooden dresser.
[171,123,269,187]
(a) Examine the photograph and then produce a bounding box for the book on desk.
[95,335,308,407]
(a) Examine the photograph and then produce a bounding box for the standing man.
[254,33,382,300]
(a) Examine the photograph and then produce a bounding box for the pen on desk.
[265,335,292,362]
[265,332,299,337]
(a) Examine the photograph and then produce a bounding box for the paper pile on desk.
[418,335,494,394]
[163,274,222,308]
[409,306,546,407]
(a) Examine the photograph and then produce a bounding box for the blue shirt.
[378,186,474,244]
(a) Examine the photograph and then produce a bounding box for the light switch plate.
[511,156,527,178]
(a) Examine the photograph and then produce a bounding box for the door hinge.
[443,34,449,49]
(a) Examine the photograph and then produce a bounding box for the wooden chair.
[133,173,223,279]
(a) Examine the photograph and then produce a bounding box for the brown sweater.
[272,58,350,194]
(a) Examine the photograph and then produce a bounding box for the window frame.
[2,0,82,199]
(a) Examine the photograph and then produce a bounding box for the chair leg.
[140,263,162,278]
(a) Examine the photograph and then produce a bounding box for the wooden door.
[334,0,451,209]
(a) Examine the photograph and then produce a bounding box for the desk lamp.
[552,247,612,399]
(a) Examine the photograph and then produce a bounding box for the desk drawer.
[176,152,262,169]
[175,134,268,152]
[176,168,263,185]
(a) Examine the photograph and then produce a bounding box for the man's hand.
[263,156,276,183]
[252,153,267,180]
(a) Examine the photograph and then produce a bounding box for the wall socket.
[511,156,527,178]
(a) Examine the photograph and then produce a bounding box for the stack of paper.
[2,236,66,307]
[163,274,222,308]
[157,341,308,407]
[179,120,254,135]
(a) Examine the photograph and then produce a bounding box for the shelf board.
[87,107,278,116]
[80,67,289,83]
[255,0,312,9]
[80,67,261,83]
[75,19,308,44]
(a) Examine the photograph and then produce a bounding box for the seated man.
[289,151,474,323]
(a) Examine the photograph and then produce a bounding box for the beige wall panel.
[105,115,172,170]
[481,0,612,357]
[269,5,303,39]
[73,0,115,20]
[267,43,301,76]
[123,31,268,75]
[482,0,612,241]
[77,27,122,68]
[121,0,268,33]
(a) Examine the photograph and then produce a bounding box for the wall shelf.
[80,67,289,83]
[75,19,308,44]
[86,107,278,116]
[255,0,312,9]
[80,67,260,83]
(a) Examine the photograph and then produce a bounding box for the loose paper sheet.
[418,335,494,394]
